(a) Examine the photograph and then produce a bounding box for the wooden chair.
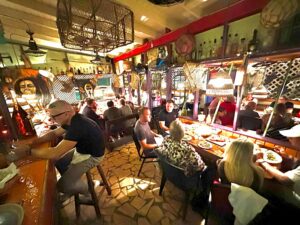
[74,165,111,219]
[237,115,262,131]
[132,130,158,177]
[157,153,206,220]
[204,181,234,225]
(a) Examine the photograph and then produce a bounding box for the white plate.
[263,150,282,164]
[198,141,212,149]
[0,203,24,225]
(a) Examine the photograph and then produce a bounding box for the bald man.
[17,100,105,197]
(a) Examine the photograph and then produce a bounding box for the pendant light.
[206,69,234,97]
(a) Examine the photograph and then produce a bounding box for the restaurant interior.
[0,0,300,224]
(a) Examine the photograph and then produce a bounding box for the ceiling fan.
[147,0,184,6]
[24,30,46,57]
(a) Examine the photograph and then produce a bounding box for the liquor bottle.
[237,38,247,56]
[248,29,259,53]
[198,43,203,60]
[231,33,239,56]
[203,41,207,59]
[208,40,212,58]
[216,36,223,57]
[12,103,35,137]
[225,34,232,56]
[212,39,217,57]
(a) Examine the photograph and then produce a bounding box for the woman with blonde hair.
[217,140,264,191]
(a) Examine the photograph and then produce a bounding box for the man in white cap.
[259,124,300,206]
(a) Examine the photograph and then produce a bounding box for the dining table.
[179,117,300,208]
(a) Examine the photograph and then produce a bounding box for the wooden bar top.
[2,158,56,225]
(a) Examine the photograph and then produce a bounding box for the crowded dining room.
[0,0,300,224]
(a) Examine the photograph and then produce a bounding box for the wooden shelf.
[187,48,300,66]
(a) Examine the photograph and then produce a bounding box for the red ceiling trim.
[113,0,269,63]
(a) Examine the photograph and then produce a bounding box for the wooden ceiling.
[0,0,240,57]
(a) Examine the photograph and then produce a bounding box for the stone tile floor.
[59,142,204,225]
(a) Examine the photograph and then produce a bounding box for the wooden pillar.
[165,28,173,64]
[166,68,172,100]
[127,73,132,102]
[137,76,141,106]
[0,86,18,140]
[146,69,153,108]
[193,90,199,120]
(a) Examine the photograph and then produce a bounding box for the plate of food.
[198,141,212,150]
[263,150,282,164]
[182,135,192,141]
[207,135,227,147]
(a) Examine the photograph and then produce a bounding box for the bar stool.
[74,165,111,218]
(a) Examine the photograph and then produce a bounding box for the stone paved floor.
[59,142,204,225]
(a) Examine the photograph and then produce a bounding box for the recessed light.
[140,15,149,22]
[202,0,208,2]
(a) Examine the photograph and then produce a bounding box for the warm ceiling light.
[206,70,234,96]
[202,0,208,2]
[140,15,149,22]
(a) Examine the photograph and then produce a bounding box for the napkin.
[229,183,268,225]
[0,163,19,189]
[154,136,164,146]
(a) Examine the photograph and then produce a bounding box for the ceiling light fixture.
[140,16,149,22]
[24,30,46,57]
[90,52,103,64]
[57,0,134,53]
[147,0,184,6]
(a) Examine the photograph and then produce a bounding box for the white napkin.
[0,163,19,189]
[154,136,164,146]
[229,183,268,225]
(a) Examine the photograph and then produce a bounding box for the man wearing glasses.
[16,100,105,199]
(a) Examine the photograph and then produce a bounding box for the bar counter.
[1,158,56,225]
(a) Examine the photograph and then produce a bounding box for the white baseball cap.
[279,124,300,138]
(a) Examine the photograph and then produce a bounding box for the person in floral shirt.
[156,120,206,176]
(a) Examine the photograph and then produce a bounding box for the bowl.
[0,203,24,225]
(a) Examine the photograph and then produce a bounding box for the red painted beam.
[113,0,269,63]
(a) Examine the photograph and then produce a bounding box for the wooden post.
[146,69,153,108]
[137,75,141,106]
[193,90,199,120]
[0,86,18,140]
[166,68,172,100]
[233,54,249,130]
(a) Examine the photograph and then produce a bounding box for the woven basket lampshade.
[56,0,134,53]
[260,0,299,28]
[206,70,234,97]
[175,34,195,56]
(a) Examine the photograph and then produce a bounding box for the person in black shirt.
[158,100,178,136]
[270,96,294,114]
[82,98,104,129]
[16,100,105,197]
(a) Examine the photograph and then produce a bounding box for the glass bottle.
[198,43,203,60]
[231,33,239,56]
[237,38,247,56]
[248,29,259,53]
[208,40,212,58]
[12,103,35,137]
[225,34,232,56]
[202,41,207,59]
[216,36,223,57]
[212,38,217,57]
